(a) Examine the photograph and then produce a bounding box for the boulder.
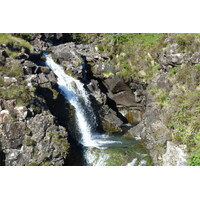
[111,91,136,107]
[0,122,26,149]
[104,76,131,94]
[86,79,107,105]
[101,111,123,133]
[120,108,144,124]
[162,141,187,166]
[159,53,186,67]
[191,52,200,64]
[1,111,69,166]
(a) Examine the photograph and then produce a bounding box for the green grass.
[0,61,33,106]
[167,90,200,155]
[102,71,114,78]
[187,150,200,166]
[0,33,33,52]
[5,48,20,59]
[0,62,22,78]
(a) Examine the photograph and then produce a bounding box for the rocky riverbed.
[0,33,199,166]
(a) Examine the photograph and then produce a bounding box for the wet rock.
[120,108,144,124]
[41,33,72,45]
[101,108,123,133]
[84,142,153,166]
[127,93,171,165]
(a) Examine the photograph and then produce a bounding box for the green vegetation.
[148,64,200,165]
[102,71,114,78]
[0,33,33,59]
[187,150,200,166]
[167,90,200,150]
[12,33,33,41]
[0,33,33,52]
[74,33,164,80]
[0,61,34,106]
[147,86,170,108]
[0,62,22,77]
[27,162,39,166]
[24,136,37,146]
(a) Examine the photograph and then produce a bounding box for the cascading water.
[45,54,153,166]
[45,54,96,147]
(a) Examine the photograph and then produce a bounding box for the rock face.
[2,33,194,166]
[3,111,69,166]
[127,93,171,165]
[1,36,146,165]
[162,141,187,166]
[0,43,70,166]
[49,42,147,134]
[158,44,188,68]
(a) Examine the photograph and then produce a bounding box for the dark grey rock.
[112,91,136,107]
[104,76,131,94]
[0,50,8,65]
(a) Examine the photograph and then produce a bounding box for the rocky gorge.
[0,33,199,166]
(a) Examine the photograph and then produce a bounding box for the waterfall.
[45,54,152,166]
[45,54,97,147]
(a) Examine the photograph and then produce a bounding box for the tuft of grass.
[102,71,114,78]
[0,33,33,52]
[5,49,20,59]
[187,150,200,166]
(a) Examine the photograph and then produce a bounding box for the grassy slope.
[0,33,34,106]
[0,33,33,58]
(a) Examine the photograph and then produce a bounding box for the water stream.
[45,54,152,166]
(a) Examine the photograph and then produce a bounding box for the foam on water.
[45,54,96,147]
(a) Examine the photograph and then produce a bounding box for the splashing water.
[45,54,153,166]
[45,54,97,147]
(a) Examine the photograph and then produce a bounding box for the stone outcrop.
[1,33,195,166]
[0,43,70,166]
[162,141,187,166]
[49,42,147,134]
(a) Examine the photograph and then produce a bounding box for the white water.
[45,54,122,149]
[45,54,96,147]
[45,54,151,166]
[84,150,110,166]
[127,158,137,166]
